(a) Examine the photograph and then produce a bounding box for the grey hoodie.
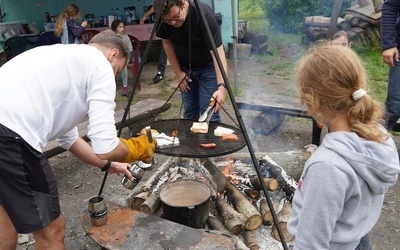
[288,131,400,250]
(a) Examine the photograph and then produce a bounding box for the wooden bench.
[43,99,171,158]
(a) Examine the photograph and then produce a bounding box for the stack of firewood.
[303,0,382,46]
[126,156,298,249]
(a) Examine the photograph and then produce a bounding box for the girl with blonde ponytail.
[288,44,400,250]
[54,4,87,44]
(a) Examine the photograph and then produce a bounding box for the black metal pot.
[159,179,211,229]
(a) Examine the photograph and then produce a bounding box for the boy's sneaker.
[122,86,128,96]
[153,71,164,84]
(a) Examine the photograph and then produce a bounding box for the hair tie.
[352,88,367,101]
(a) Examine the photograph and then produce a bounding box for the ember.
[126,154,299,249]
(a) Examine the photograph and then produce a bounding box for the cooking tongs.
[198,100,217,123]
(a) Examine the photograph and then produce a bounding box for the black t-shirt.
[156,0,222,68]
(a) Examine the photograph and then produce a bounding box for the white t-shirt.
[0,44,119,154]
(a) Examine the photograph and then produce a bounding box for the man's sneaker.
[122,86,128,96]
[153,71,164,84]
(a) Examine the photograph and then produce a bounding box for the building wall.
[1,0,235,48]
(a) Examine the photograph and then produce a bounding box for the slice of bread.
[191,122,209,134]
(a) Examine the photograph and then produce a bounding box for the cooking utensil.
[159,179,211,229]
[199,101,217,122]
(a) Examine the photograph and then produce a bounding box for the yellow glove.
[120,135,156,163]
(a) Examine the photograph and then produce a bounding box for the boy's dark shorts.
[0,123,61,233]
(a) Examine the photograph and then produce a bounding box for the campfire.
[126,154,298,249]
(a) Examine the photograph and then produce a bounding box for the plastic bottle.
[124,7,131,25]
[115,7,122,21]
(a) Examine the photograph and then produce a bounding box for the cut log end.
[272,222,294,242]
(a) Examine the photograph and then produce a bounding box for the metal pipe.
[193,0,288,248]
[231,0,238,88]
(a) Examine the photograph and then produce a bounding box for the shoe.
[153,71,164,84]
[122,86,128,96]
[304,144,318,154]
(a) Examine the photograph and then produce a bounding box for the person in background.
[54,3,88,44]
[111,20,133,96]
[381,0,400,131]
[156,0,228,122]
[305,30,352,154]
[140,0,168,84]
[288,44,400,249]
[0,30,156,249]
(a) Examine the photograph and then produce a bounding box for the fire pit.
[124,154,299,249]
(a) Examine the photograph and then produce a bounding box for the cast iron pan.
[131,119,246,158]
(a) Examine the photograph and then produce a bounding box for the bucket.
[228,43,252,59]
[159,179,211,229]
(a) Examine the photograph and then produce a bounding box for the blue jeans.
[354,234,372,250]
[158,47,167,74]
[180,62,220,122]
[385,60,400,130]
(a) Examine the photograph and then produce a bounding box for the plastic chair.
[127,34,141,91]
[78,30,100,44]
[4,36,34,60]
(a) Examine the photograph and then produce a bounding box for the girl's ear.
[348,41,353,48]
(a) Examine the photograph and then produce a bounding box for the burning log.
[259,155,297,201]
[271,201,294,242]
[243,188,260,200]
[243,230,260,250]
[201,158,229,193]
[225,181,263,231]
[259,198,278,226]
[129,157,177,209]
[139,191,160,215]
[249,176,279,191]
[215,195,246,235]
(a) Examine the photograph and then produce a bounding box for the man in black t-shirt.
[156,0,228,122]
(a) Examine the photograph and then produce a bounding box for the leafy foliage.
[264,0,352,33]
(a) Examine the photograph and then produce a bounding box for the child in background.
[111,20,133,96]
[305,30,352,154]
[54,4,87,44]
[288,44,400,249]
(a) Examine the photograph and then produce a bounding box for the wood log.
[249,176,279,191]
[304,16,349,30]
[258,155,297,201]
[306,27,328,42]
[243,188,261,200]
[207,217,250,250]
[207,216,230,234]
[358,0,372,8]
[372,0,383,12]
[139,191,161,214]
[225,181,263,231]
[243,230,260,250]
[344,14,360,26]
[364,26,380,46]
[272,201,294,242]
[337,18,351,31]
[272,222,293,243]
[251,112,284,135]
[128,157,176,209]
[215,195,246,235]
[201,158,229,193]
[259,198,278,225]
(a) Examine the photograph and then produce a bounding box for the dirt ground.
[16,44,400,249]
